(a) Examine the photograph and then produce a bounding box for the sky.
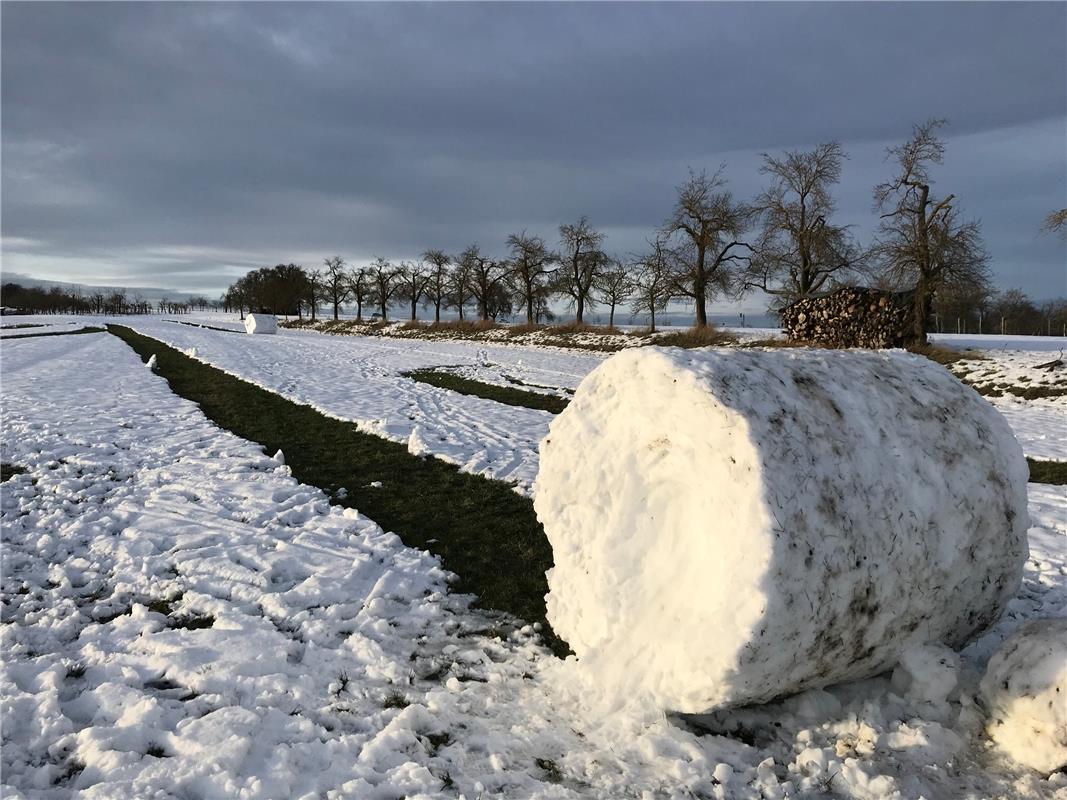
[2,1,1065,310]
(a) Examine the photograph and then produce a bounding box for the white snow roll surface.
[535,347,1030,712]
[243,313,277,334]
[980,617,1067,774]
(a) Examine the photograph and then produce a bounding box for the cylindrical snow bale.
[980,618,1067,774]
[534,347,1029,712]
[244,314,278,334]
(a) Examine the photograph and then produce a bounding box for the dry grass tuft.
[907,343,984,366]
[544,321,620,336]
[647,325,737,348]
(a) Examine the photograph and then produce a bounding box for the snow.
[243,314,277,334]
[6,313,1062,472]
[407,426,432,458]
[983,398,1067,461]
[2,316,1066,797]
[933,332,1067,353]
[980,617,1067,775]
[121,317,606,491]
[889,643,961,718]
[535,346,1029,712]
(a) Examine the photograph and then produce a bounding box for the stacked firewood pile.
[780,287,916,348]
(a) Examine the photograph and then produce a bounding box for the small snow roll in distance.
[244,314,278,334]
[534,346,1029,712]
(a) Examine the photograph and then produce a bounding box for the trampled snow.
[2,317,1066,798]
[535,347,1029,712]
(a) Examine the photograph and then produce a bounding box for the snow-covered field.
[2,317,1066,798]
[128,317,607,492]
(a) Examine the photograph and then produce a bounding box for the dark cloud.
[2,2,1064,301]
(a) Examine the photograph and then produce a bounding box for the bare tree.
[631,236,673,333]
[873,119,990,343]
[1042,209,1067,239]
[347,267,371,321]
[663,167,751,327]
[368,257,399,321]
[397,260,432,322]
[448,252,475,321]
[557,216,604,324]
[594,257,633,328]
[304,269,323,321]
[459,244,509,322]
[323,255,350,320]
[745,142,860,308]
[506,231,557,324]
[421,249,452,324]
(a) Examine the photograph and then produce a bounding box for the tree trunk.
[693,239,709,326]
[609,303,616,328]
[410,297,417,321]
[333,300,339,321]
[912,283,930,345]
[576,295,585,325]
[435,302,441,324]
[356,298,362,322]
[693,281,708,327]
[527,292,535,325]
[649,306,656,333]
[380,297,388,321]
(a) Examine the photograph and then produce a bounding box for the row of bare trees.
[0,283,217,316]
[223,119,1063,341]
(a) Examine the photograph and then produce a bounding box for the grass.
[1,463,26,482]
[406,368,570,414]
[1028,458,1067,485]
[106,325,566,655]
[907,343,984,367]
[1,326,105,340]
[649,325,737,348]
[285,317,749,352]
[968,383,1067,401]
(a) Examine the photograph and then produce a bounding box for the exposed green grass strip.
[1028,458,1067,485]
[406,368,570,414]
[1,326,105,340]
[106,325,566,655]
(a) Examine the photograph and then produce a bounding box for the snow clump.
[407,425,431,458]
[890,642,960,720]
[535,346,1029,712]
[980,617,1067,774]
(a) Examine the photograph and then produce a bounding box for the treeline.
[224,119,1062,340]
[933,287,1067,337]
[0,282,217,316]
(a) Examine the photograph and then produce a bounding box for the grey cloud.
[2,2,1064,299]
